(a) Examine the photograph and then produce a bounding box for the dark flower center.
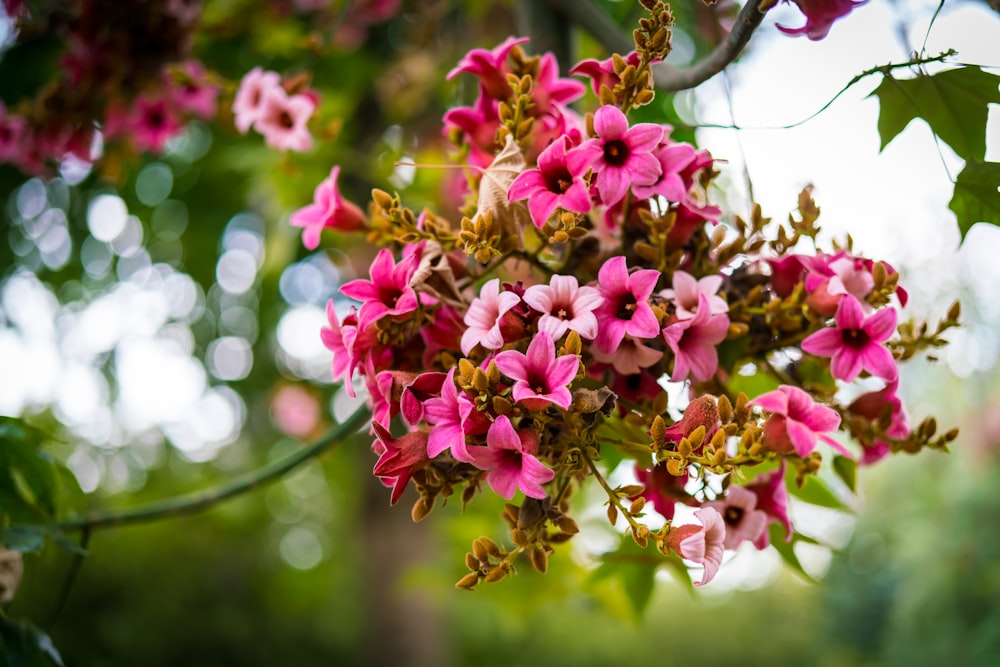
[544,166,575,194]
[279,111,295,129]
[841,328,871,349]
[615,293,638,320]
[724,506,744,526]
[603,139,630,167]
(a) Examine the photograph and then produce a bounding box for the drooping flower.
[523,274,603,340]
[254,87,316,152]
[460,278,521,356]
[494,332,578,411]
[749,385,850,458]
[290,166,367,249]
[666,507,726,586]
[467,415,554,500]
[232,66,282,133]
[662,293,730,383]
[801,295,898,383]
[573,104,663,206]
[507,135,592,228]
[777,0,866,41]
[340,249,420,331]
[661,270,728,320]
[703,486,769,550]
[745,462,792,548]
[371,422,430,505]
[525,51,586,118]
[446,36,530,101]
[592,255,661,354]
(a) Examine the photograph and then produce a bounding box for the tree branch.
[55,407,370,532]
[652,0,770,92]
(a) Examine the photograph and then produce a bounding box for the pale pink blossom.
[801,295,898,383]
[573,104,663,206]
[589,335,662,375]
[461,279,521,356]
[750,385,850,458]
[255,87,316,152]
[232,67,282,133]
[507,135,592,228]
[423,368,486,462]
[592,255,661,354]
[340,249,420,331]
[661,270,728,320]
[662,293,729,383]
[523,274,603,340]
[666,507,726,586]
[467,415,554,500]
[704,486,769,550]
[494,332,578,411]
[320,301,382,397]
[290,166,367,249]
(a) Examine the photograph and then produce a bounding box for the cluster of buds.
[294,20,955,588]
[1,0,218,175]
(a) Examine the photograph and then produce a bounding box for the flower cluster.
[302,21,956,589]
[232,67,320,153]
[0,0,218,175]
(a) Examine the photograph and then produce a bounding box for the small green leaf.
[727,367,781,401]
[870,66,1000,160]
[787,474,850,511]
[832,456,857,493]
[0,418,59,520]
[768,524,818,584]
[0,525,47,554]
[0,613,65,667]
[949,160,1000,240]
[590,537,662,618]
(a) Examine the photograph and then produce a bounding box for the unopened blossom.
[468,415,554,500]
[290,166,367,249]
[573,104,663,206]
[661,270,728,320]
[570,51,641,97]
[746,462,792,548]
[233,66,282,133]
[666,507,726,586]
[523,274,603,340]
[704,485,769,550]
[507,135,592,228]
[255,87,316,152]
[801,295,898,383]
[340,248,421,331]
[460,278,521,356]
[662,394,721,446]
[371,422,430,505]
[494,332,578,411]
[662,293,730,383]
[593,255,661,354]
[777,0,866,41]
[750,385,850,458]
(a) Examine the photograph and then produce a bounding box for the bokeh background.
[2,1,999,665]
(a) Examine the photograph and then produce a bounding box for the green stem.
[56,407,370,532]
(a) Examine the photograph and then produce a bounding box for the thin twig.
[55,407,370,532]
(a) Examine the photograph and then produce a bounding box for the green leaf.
[590,537,663,618]
[833,456,857,493]
[0,526,47,554]
[727,367,781,401]
[768,524,818,584]
[0,614,65,667]
[949,160,1000,240]
[870,66,1000,161]
[786,474,850,512]
[0,418,59,521]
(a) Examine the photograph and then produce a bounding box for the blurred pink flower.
[746,462,792,548]
[704,486,769,550]
[130,95,182,153]
[778,0,866,41]
[255,87,316,152]
[447,36,529,100]
[232,67,281,134]
[290,166,367,249]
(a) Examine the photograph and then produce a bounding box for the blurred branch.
[55,407,370,532]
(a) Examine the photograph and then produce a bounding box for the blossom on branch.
[801,295,898,383]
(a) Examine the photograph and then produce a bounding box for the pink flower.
[661,270,728,320]
[371,422,430,505]
[507,136,592,228]
[290,166,367,249]
[467,415,554,500]
[573,104,663,206]
[446,36,529,101]
[666,507,726,586]
[631,140,698,202]
[461,279,521,356]
[523,274,603,340]
[570,51,642,97]
[340,249,420,331]
[494,332,578,411]
[255,87,316,152]
[592,255,661,354]
[703,486,769,550]
[848,379,910,465]
[589,335,662,375]
[746,462,792,548]
[130,95,182,153]
[767,255,807,298]
[525,52,586,117]
[423,368,482,462]
[749,385,849,458]
[442,91,501,168]
[232,67,282,134]
[662,294,730,383]
[777,0,866,41]
[635,462,695,521]
[171,60,219,120]
[801,295,898,383]
[320,301,382,397]
[0,102,28,163]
